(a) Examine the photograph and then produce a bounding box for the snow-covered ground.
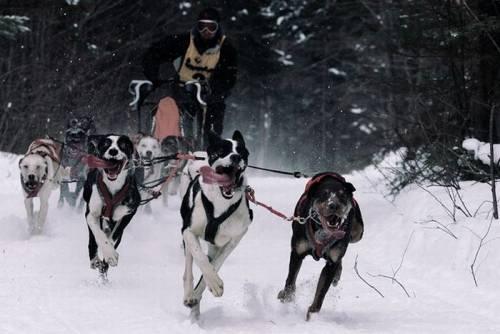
[1,151,499,334]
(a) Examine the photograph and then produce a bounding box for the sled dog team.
[18,131,364,320]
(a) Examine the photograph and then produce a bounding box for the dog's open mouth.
[320,214,346,239]
[24,180,40,191]
[103,159,126,181]
[200,165,242,199]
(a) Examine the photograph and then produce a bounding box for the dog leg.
[37,195,49,234]
[86,212,119,266]
[186,239,241,321]
[278,240,307,303]
[189,243,219,305]
[183,246,196,307]
[24,198,35,233]
[306,262,338,321]
[57,183,66,208]
[332,260,342,287]
[191,235,244,303]
[183,229,223,297]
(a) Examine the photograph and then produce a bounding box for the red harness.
[28,139,61,164]
[97,173,130,221]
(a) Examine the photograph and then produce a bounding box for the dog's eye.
[36,166,40,170]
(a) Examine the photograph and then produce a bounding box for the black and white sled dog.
[277,172,364,320]
[83,134,140,277]
[135,134,162,213]
[19,138,66,234]
[181,130,252,319]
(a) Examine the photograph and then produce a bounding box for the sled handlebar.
[128,80,153,107]
[128,79,207,108]
[185,80,207,107]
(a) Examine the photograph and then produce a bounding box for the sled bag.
[153,96,181,140]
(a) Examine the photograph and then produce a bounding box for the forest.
[1,0,499,184]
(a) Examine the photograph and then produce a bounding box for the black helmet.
[197,7,221,22]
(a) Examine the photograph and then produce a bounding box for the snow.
[350,107,364,114]
[328,68,347,77]
[1,151,500,333]
[462,138,500,165]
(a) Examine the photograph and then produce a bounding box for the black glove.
[205,92,226,105]
[139,83,154,99]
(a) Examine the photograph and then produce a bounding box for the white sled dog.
[135,135,162,214]
[180,130,252,319]
[19,138,66,234]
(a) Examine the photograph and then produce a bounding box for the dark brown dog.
[277,172,364,320]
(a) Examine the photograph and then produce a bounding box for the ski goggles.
[197,20,219,33]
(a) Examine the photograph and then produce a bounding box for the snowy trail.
[1,152,500,333]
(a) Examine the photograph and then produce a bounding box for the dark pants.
[172,84,226,149]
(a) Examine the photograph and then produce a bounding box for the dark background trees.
[1,0,499,177]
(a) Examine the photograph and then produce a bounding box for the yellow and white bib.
[177,34,226,82]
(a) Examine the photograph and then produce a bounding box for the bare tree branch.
[367,273,411,298]
[470,217,494,287]
[354,255,385,298]
[489,104,498,219]
[416,219,458,239]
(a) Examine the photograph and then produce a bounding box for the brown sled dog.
[277,172,364,320]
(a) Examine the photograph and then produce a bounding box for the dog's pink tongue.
[82,155,116,169]
[200,166,233,186]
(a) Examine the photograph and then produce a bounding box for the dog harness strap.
[97,173,130,220]
[29,139,61,164]
[306,220,341,261]
[202,193,242,244]
[181,176,201,233]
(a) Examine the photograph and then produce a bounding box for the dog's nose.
[146,150,153,158]
[230,154,241,164]
[108,148,118,156]
[328,202,336,210]
[28,174,35,181]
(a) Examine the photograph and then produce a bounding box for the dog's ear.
[232,130,245,147]
[207,130,220,148]
[118,135,135,158]
[131,133,144,146]
[344,182,356,193]
[18,157,24,168]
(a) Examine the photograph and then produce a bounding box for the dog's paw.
[190,304,201,322]
[102,247,119,267]
[277,287,295,303]
[306,305,320,321]
[205,272,224,297]
[90,256,101,269]
[183,296,199,308]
